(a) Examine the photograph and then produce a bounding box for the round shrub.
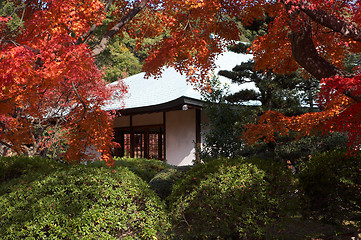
[91,157,168,182]
[275,132,348,165]
[149,166,192,200]
[0,156,67,196]
[0,164,170,239]
[168,158,298,239]
[0,156,64,183]
[298,150,361,225]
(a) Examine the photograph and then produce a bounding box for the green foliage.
[224,18,320,114]
[0,1,24,34]
[149,166,192,200]
[239,132,348,173]
[200,75,323,164]
[298,150,361,226]
[219,57,307,114]
[120,32,162,64]
[344,53,361,73]
[0,156,64,184]
[275,132,348,164]
[168,158,298,239]
[91,157,168,182]
[95,32,162,82]
[91,9,159,81]
[0,157,170,239]
[200,76,259,161]
[236,13,272,43]
[96,35,142,82]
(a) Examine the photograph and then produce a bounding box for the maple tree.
[1,0,361,163]
[239,0,361,151]
[0,0,128,164]
[144,0,361,151]
[0,0,242,164]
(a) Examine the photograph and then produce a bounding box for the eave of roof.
[115,96,203,116]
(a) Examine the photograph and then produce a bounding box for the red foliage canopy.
[1,0,361,162]
[0,1,126,165]
[241,0,361,150]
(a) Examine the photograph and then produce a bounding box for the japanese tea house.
[104,51,253,166]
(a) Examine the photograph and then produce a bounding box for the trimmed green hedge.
[0,156,63,182]
[149,166,192,200]
[299,150,361,226]
[168,157,298,239]
[0,157,170,239]
[0,156,66,195]
[90,157,168,182]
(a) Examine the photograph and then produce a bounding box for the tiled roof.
[103,51,254,111]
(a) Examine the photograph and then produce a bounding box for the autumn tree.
[0,0,131,164]
[2,0,361,163]
[145,0,361,153]
[0,0,242,164]
[238,0,361,150]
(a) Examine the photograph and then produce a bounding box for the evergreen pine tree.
[219,16,319,115]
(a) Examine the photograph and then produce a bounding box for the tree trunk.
[91,0,148,57]
[288,17,351,81]
[283,5,361,102]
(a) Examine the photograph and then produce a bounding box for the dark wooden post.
[163,112,166,161]
[195,109,201,163]
[130,115,134,158]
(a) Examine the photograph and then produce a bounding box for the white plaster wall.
[166,109,196,166]
[83,145,102,163]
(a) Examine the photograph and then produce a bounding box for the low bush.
[90,157,168,182]
[0,156,64,183]
[0,158,170,239]
[149,165,192,200]
[0,156,67,196]
[168,157,298,239]
[275,132,348,168]
[298,150,361,226]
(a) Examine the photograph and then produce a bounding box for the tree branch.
[76,0,115,45]
[71,82,87,123]
[0,140,12,149]
[0,140,13,156]
[92,0,148,56]
[282,2,361,102]
[288,17,351,80]
[296,0,361,43]
[0,2,29,44]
